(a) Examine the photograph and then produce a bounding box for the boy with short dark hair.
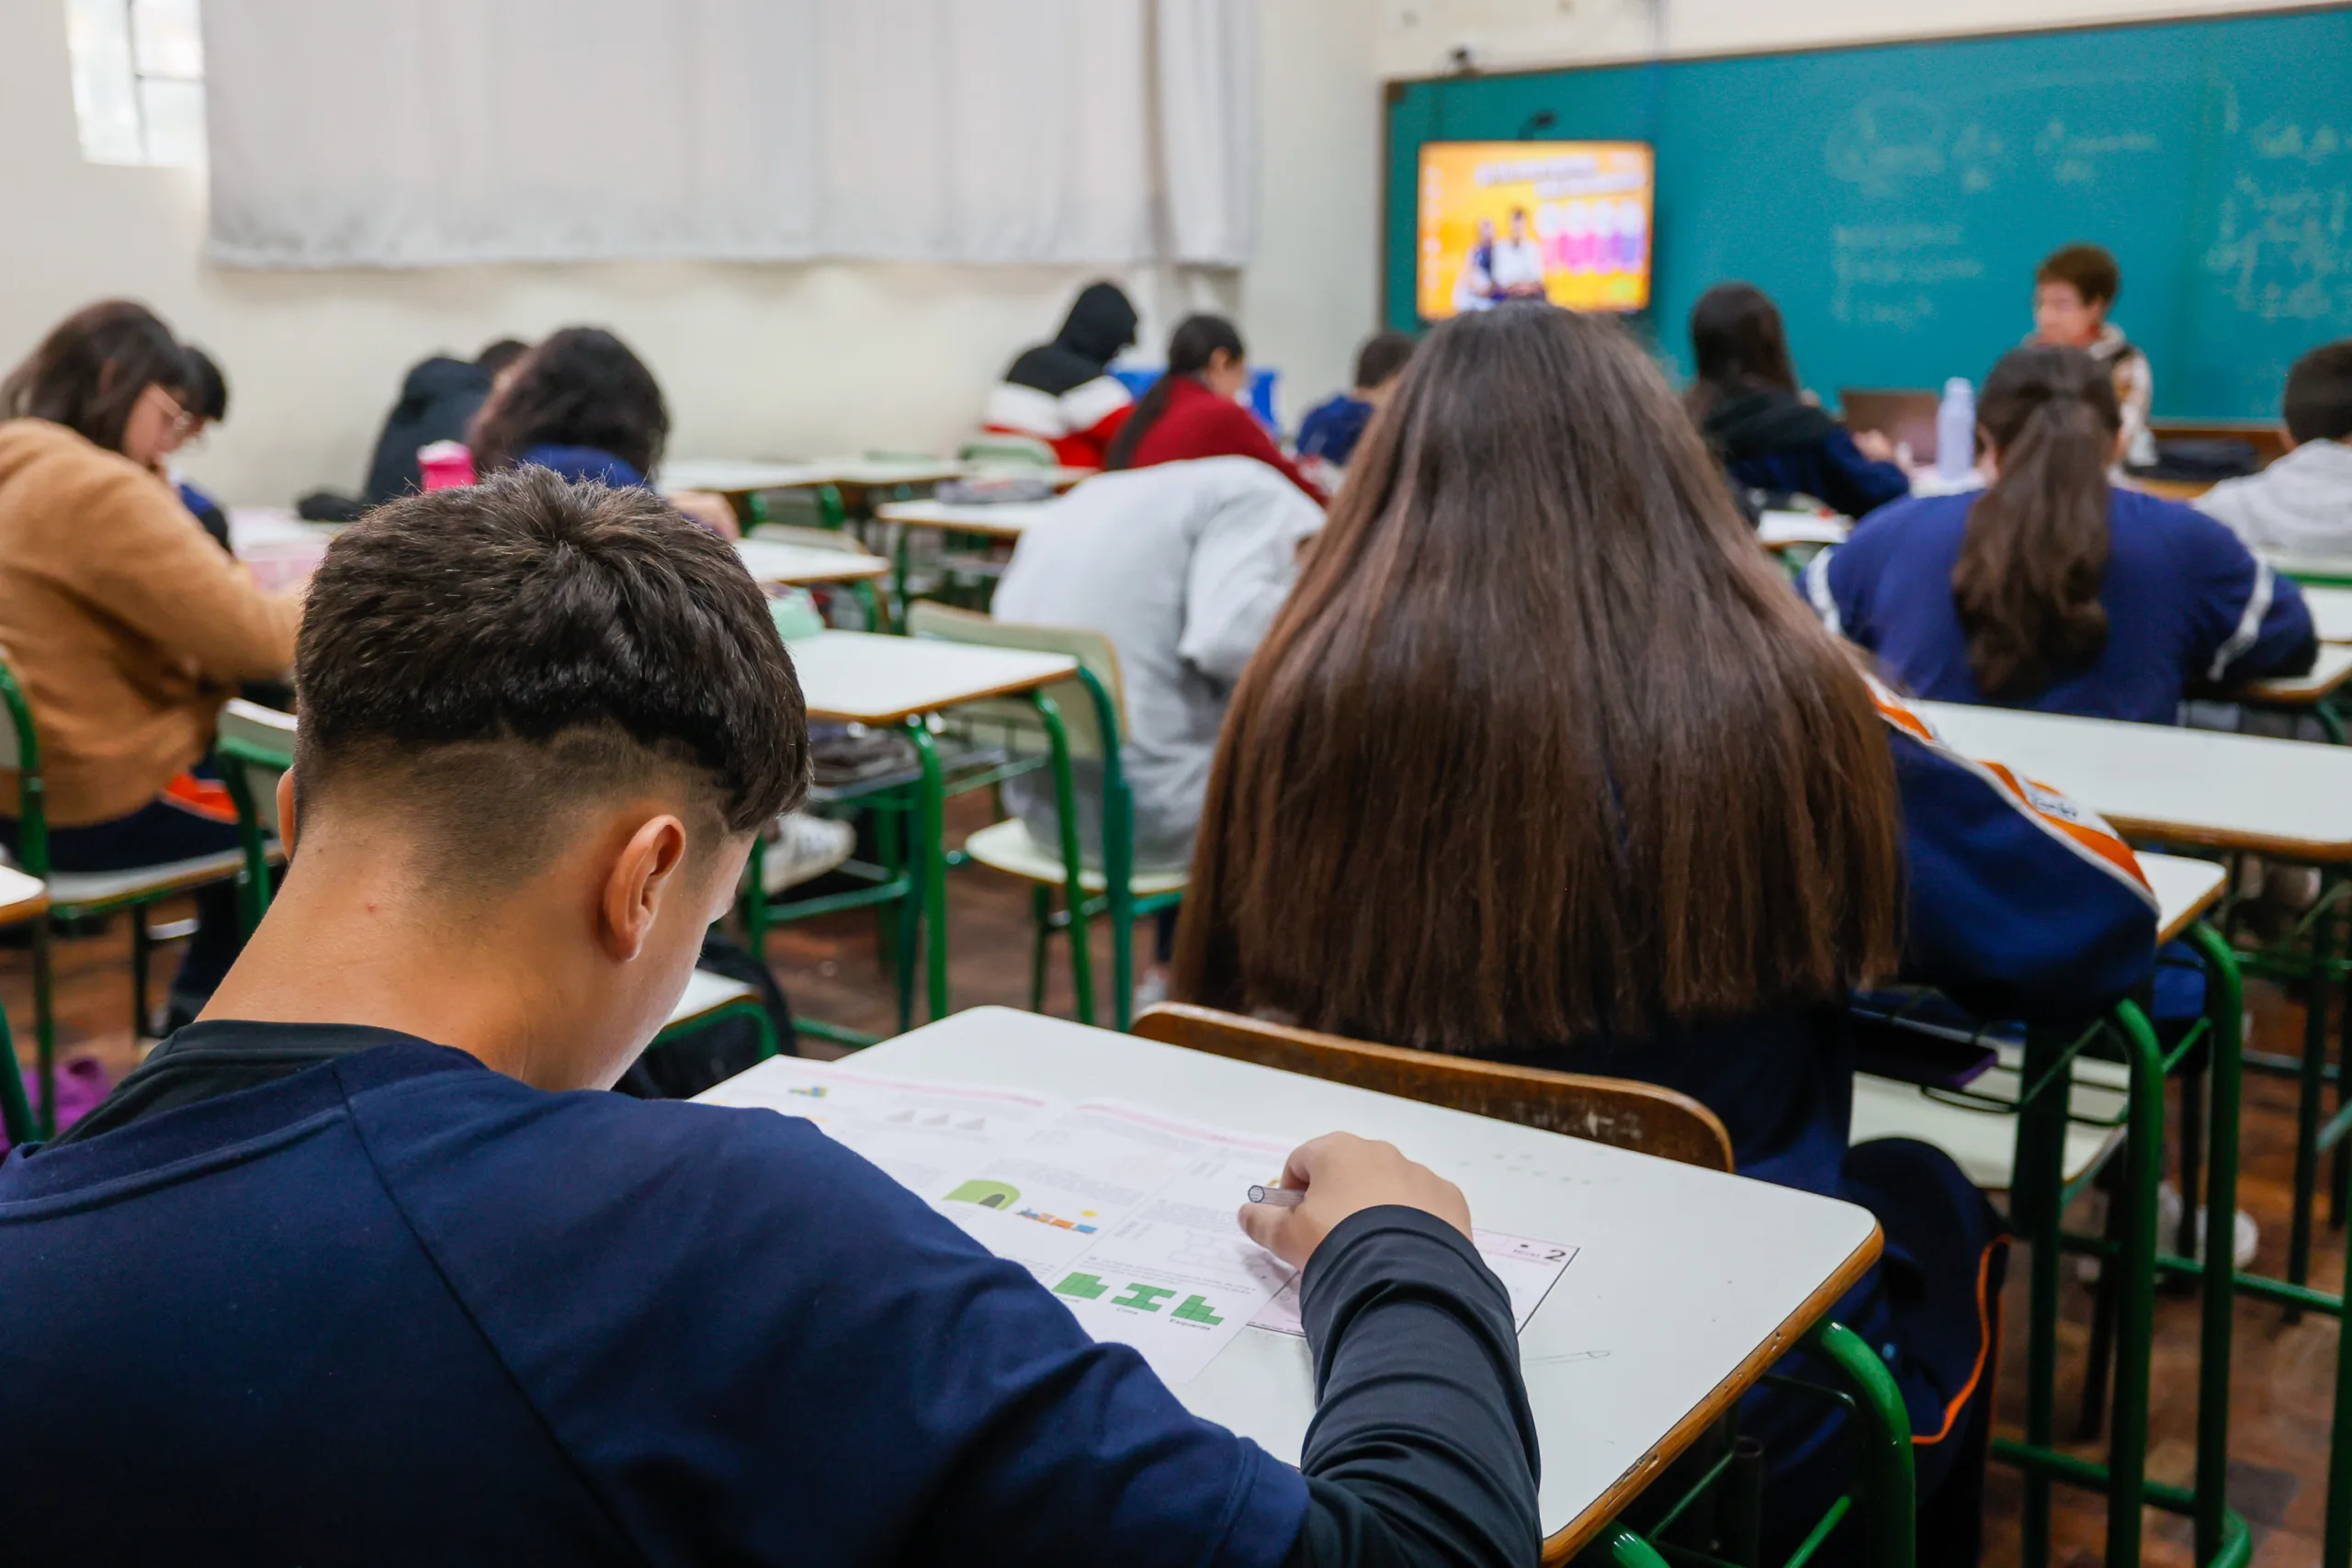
[1295,330,1418,476]
[0,467,1538,1567]
[2199,339,2352,556]
[2030,243,2156,466]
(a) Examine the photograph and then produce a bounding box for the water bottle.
[1934,378,1976,484]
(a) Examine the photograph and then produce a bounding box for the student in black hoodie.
[361,338,530,503]
[984,281,1140,468]
[1686,283,1909,520]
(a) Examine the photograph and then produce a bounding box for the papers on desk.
[1756,511,1850,548]
[708,1056,1577,1383]
[1250,1229,1577,1337]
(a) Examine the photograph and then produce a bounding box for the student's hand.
[1852,429,1897,463]
[671,490,741,539]
[1240,1132,1472,1269]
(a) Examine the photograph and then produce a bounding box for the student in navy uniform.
[0,468,1540,1568]
[1812,344,2315,725]
[173,344,233,552]
[1174,306,2158,1567]
[469,326,738,536]
[1686,282,1910,519]
[1296,331,1417,477]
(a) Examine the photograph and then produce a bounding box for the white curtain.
[201,0,1258,269]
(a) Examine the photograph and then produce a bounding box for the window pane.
[130,0,203,81]
[137,74,206,166]
[64,0,142,164]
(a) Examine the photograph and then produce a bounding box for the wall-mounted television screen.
[1415,141,1656,318]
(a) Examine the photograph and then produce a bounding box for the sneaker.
[763,813,856,895]
[2156,1179,2260,1269]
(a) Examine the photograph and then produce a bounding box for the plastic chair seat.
[664,968,761,1031]
[39,848,260,911]
[963,818,1188,897]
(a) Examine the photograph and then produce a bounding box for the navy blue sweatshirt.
[0,1031,1539,1567]
[1814,487,2316,724]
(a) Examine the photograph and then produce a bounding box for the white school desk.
[663,457,967,496]
[0,865,48,926]
[1849,852,2227,1188]
[2307,585,2352,644]
[788,628,1075,728]
[696,1008,1882,1557]
[2233,641,2352,705]
[872,498,1064,543]
[787,632,1077,1021]
[2270,553,2352,588]
[732,538,890,589]
[1914,701,2352,861]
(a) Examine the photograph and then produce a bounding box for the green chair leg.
[1028,885,1052,1013]
[1805,1318,1917,1568]
[1028,689,1093,1028]
[1600,1525,1672,1568]
[0,994,35,1148]
[2186,923,2244,1567]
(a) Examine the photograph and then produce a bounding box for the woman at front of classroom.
[1686,282,1910,520]
[1173,304,2160,1568]
[1104,314,1325,504]
[0,301,303,1028]
[1812,344,2315,726]
[467,326,739,537]
[2028,243,2157,468]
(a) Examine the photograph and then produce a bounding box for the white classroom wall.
[0,0,1376,506]
[1374,0,2346,76]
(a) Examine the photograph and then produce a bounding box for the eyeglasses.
[146,384,199,437]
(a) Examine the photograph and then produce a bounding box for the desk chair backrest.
[1133,1002,1736,1173]
[904,601,1128,763]
[217,700,296,833]
[217,700,295,932]
[0,653,46,874]
[959,435,1057,468]
[749,523,868,552]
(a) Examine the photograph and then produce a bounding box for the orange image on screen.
[1417,141,1655,318]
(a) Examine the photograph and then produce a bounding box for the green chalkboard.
[1385,6,2352,419]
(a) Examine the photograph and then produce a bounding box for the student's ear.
[275,770,300,854]
[598,813,690,963]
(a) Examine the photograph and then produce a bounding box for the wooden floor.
[8,786,2344,1567]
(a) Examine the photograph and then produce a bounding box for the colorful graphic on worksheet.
[698,1061,1302,1382]
[1251,1229,1577,1338]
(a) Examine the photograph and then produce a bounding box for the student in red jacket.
[1106,315,1325,504]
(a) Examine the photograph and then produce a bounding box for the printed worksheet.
[705,1063,1303,1382]
[1249,1229,1578,1337]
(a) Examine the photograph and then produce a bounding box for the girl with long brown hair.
[1174,304,2159,1563]
[1813,344,2313,722]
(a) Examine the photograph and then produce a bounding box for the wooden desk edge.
[2111,816,2352,863]
[2155,876,2230,946]
[748,560,891,586]
[802,663,1079,728]
[1540,1222,1885,1563]
[0,890,49,926]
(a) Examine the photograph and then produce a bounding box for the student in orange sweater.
[0,301,303,1026]
[1106,315,1326,504]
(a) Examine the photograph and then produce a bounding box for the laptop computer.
[1838,388,1944,466]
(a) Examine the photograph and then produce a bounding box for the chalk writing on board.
[2204,175,2351,325]
[1826,93,2009,197]
[2032,119,2161,186]
[1830,224,1985,330]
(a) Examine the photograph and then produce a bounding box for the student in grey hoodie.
[992,456,1322,877]
[2199,340,2352,557]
